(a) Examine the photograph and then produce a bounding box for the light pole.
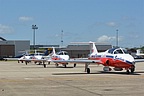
[32,25,38,49]
[61,30,63,47]
[116,29,118,47]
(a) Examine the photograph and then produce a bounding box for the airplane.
[16,51,31,64]
[4,50,31,61]
[135,49,144,58]
[46,47,70,68]
[18,47,71,68]
[51,41,144,74]
[18,49,49,65]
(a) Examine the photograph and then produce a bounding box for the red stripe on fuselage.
[89,57,133,69]
[52,57,67,64]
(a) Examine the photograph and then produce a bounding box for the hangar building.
[33,43,112,58]
[0,36,112,59]
[62,43,112,58]
[0,37,30,58]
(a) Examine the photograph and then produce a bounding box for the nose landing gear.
[126,65,135,74]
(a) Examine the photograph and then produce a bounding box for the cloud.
[19,16,33,22]
[97,35,123,43]
[106,22,118,27]
[91,21,118,29]
[122,16,136,21]
[97,35,114,42]
[0,24,13,34]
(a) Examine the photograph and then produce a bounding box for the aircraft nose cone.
[66,55,70,60]
[129,55,135,65]
[124,54,135,65]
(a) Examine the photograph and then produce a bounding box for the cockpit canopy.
[57,51,68,55]
[107,48,128,54]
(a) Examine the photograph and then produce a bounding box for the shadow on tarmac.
[21,66,74,69]
[52,71,144,76]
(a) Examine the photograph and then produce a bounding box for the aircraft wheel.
[55,64,59,67]
[38,62,41,65]
[126,70,130,74]
[87,68,90,74]
[74,64,76,67]
[63,64,67,68]
[130,68,135,73]
[130,65,135,73]
[25,62,27,65]
[43,64,46,68]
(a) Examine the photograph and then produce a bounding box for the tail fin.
[25,50,29,56]
[44,49,49,56]
[70,41,98,55]
[89,41,98,54]
[34,50,37,54]
[136,49,140,55]
[51,47,56,55]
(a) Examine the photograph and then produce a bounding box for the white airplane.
[18,47,71,68]
[4,50,31,61]
[18,51,32,64]
[135,49,144,57]
[52,41,144,74]
[46,47,70,68]
[18,49,49,65]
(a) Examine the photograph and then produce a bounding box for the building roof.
[0,37,6,41]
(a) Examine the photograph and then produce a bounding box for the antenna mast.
[61,30,63,47]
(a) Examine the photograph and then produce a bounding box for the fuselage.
[89,48,135,69]
[52,51,70,64]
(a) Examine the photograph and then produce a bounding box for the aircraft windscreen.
[114,49,123,54]
[122,48,129,54]
[57,51,68,55]
[114,48,128,54]
[107,48,117,54]
[108,48,128,54]
[64,52,68,55]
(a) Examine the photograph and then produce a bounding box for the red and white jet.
[52,41,144,74]
[47,47,70,68]
[18,50,49,65]
[18,47,70,68]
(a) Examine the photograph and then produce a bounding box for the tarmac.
[0,61,144,96]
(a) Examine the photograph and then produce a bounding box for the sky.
[0,0,144,48]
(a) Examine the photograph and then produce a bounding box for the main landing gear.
[43,61,50,68]
[86,68,90,74]
[85,63,91,74]
[43,64,46,68]
[74,63,76,67]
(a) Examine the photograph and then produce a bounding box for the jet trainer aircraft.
[46,47,70,68]
[52,41,144,74]
[18,47,71,68]
[18,49,49,65]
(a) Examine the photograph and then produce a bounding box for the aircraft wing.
[18,58,48,62]
[51,59,101,64]
[4,58,19,61]
[135,59,144,62]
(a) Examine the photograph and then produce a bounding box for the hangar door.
[0,45,15,58]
